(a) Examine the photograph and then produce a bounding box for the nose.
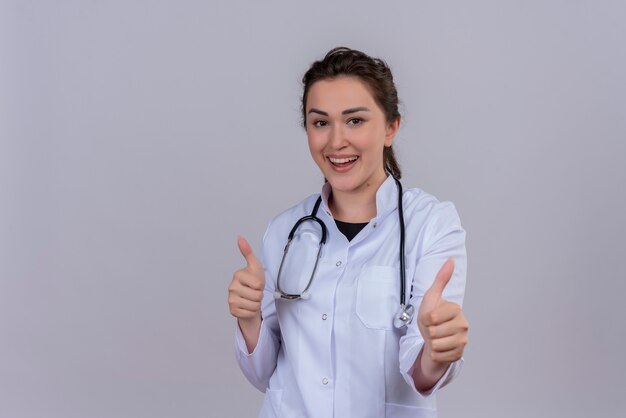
[328,123,347,149]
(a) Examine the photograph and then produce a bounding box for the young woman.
[228,47,469,418]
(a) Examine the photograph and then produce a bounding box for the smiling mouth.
[328,156,359,167]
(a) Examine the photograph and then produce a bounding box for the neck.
[329,174,388,223]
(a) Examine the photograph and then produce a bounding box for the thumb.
[424,257,455,302]
[237,235,262,270]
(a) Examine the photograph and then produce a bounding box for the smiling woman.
[227,47,469,418]
[304,76,400,222]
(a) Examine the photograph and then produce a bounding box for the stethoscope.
[273,177,415,329]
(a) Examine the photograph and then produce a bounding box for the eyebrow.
[342,107,370,115]
[307,106,371,116]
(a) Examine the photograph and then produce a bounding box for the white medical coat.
[235,176,467,418]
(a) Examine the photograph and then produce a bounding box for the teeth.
[329,156,358,164]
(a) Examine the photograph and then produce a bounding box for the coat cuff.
[234,319,278,392]
[235,318,267,357]
[399,340,464,397]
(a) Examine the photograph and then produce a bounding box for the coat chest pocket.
[355,266,398,330]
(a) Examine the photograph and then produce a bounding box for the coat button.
[322,378,329,385]
[322,314,328,320]
[336,261,342,267]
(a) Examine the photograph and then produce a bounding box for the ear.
[384,117,401,147]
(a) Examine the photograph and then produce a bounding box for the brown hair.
[301,47,402,179]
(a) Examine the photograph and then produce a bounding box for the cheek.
[306,134,315,154]
[355,131,385,155]
[306,134,325,162]
[307,131,324,152]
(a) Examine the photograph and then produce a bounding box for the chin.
[325,176,360,193]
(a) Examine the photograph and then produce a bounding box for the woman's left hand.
[417,258,469,369]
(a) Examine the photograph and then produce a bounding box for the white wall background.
[1,1,625,417]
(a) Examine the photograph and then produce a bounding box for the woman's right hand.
[228,236,265,351]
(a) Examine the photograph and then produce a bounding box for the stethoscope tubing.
[395,178,407,309]
[274,177,414,328]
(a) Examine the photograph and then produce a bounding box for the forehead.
[306,76,378,111]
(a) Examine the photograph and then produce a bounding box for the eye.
[347,117,363,126]
[312,120,328,128]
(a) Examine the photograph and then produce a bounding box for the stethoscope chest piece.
[393,303,415,329]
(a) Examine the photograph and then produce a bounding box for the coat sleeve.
[234,223,282,393]
[398,200,467,397]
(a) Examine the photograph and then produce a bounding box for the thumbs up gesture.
[418,258,469,367]
[228,236,265,324]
